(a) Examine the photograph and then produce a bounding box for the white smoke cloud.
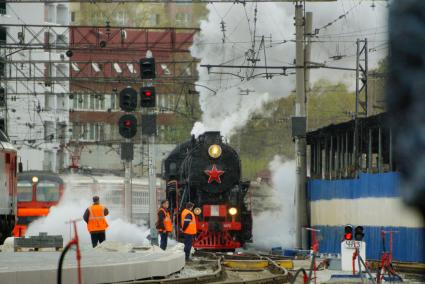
[190,1,388,137]
[190,3,295,138]
[26,178,150,246]
[252,156,296,250]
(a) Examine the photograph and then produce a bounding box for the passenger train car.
[62,175,156,226]
[0,130,17,244]
[13,171,64,237]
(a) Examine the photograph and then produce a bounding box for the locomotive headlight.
[32,176,39,183]
[228,207,238,216]
[194,207,202,215]
[208,144,222,159]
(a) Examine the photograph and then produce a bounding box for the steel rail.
[2,0,336,3]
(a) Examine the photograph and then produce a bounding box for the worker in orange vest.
[83,196,109,248]
[156,200,173,250]
[181,202,197,261]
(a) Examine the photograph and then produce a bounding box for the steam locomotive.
[162,131,252,250]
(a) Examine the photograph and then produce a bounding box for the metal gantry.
[1,59,198,84]
[0,24,199,53]
[355,38,369,118]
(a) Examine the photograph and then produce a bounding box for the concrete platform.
[0,242,185,284]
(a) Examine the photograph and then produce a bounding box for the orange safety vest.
[181,209,197,235]
[158,208,173,233]
[87,204,108,233]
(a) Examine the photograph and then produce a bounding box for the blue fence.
[308,172,425,263]
[308,172,401,201]
[313,225,425,262]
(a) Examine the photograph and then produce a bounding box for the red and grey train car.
[13,171,64,237]
[162,131,252,250]
[0,130,17,244]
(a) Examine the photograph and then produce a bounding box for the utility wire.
[315,0,365,35]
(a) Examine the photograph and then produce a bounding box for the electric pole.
[148,134,157,244]
[294,2,309,250]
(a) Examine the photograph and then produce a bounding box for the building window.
[43,150,54,171]
[92,12,104,25]
[115,11,126,26]
[71,11,76,22]
[56,5,68,25]
[0,27,6,45]
[92,96,105,110]
[73,95,78,109]
[45,4,55,23]
[75,123,104,141]
[44,92,55,110]
[44,121,55,140]
[56,63,67,77]
[149,14,160,26]
[56,34,67,48]
[89,95,95,110]
[82,124,89,140]
[110,93,116,110]
[0,2,6,15]
[71,122,79,140]
[176,13,192,26]
[89,124,95,140]
[57,94,66,110]
[78,94,83,109]
[82,94,89,109]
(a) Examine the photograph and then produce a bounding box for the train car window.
[17,182,33,201]
[17,216,39,225]
[36,182,60,202]
[0,131,7,142]
[169,162,177,175]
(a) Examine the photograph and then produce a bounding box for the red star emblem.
[204,164,224,184]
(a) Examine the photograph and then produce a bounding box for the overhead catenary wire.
[315,0,365,35]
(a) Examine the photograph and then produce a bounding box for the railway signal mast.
[118,87,138,222]
[140,56,158,245]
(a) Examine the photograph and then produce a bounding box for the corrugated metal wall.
[308,172,425,263]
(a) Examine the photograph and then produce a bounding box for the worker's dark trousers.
[90,231,106,248]
[183,234,193,260]
[160,232,168,250]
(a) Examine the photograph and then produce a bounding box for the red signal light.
[344,225,353,241]
[124,120,132,127]
[144,90,152,97]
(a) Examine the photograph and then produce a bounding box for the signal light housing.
[354,226,364,241]
[139,57,156,79]
[119,87,138,112]
[344,225,353,241]
[140,87,156,108]
[118,114,137,139]
[0,87,5,107]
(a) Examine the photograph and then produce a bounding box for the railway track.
[122,252,292,284]
[119,251,425,284]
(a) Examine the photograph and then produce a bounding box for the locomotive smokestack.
[202,131,221,145]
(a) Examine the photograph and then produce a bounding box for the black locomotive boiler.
[162,131,252,250]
